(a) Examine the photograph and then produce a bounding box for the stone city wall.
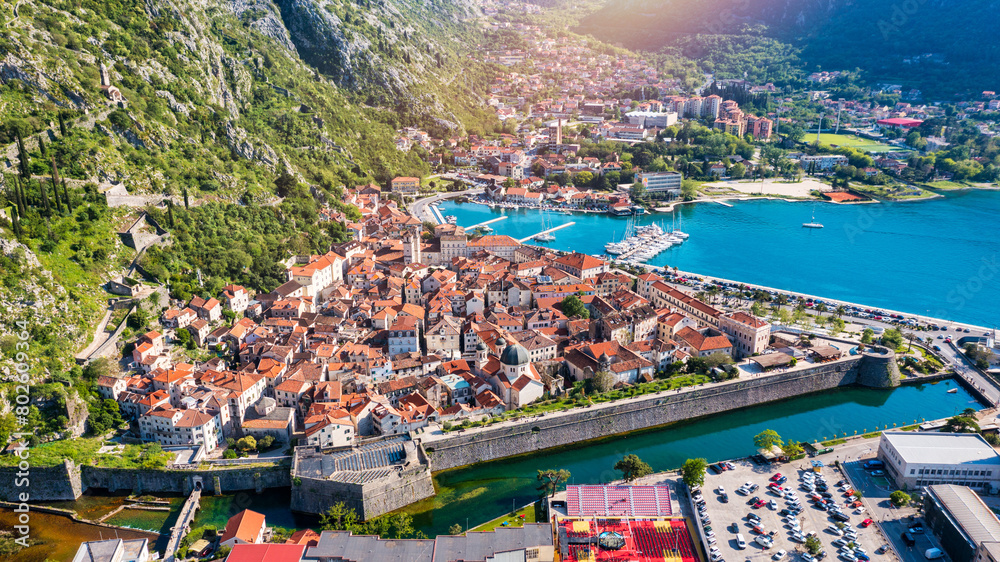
[427,357,868,472]
[0,460,81,502]
[81,464,290,495]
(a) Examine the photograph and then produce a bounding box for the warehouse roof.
[927,485,1000,545]
[882,432,1000,465]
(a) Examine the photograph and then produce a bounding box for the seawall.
[426,351,899,472]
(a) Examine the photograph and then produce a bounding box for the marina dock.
[465,216,508,230]
[519,221,575,243]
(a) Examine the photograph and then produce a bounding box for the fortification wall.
[0,460,81,502]
[81,464,290,495]
[427,357,867,472]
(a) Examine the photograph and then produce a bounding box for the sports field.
[815,133,903,152]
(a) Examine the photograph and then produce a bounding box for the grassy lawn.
[0,437,103,467]
[919,180,973,190]
[470,502,544,533]
[443,373,713,432]
[815,134,902,152]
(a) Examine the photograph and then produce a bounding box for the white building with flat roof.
[877,431,1000,491]
[637,171,683,199]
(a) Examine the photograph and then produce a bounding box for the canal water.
[403,379,980,536]
[438,189,1000,327]
[4,382,982,554]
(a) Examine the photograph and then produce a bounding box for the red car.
[861,519,874,528]
[754,500,766,509]
[770,474,783,482]
[843,490,855,497]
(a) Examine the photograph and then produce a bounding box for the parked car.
[870,470,885,477]
[802,554,815,562]
[909,526,925,535]
[828,525,845,536]
[737,534,747,550]
[901,532,916,546]
[862,460,884,470]
[773,549,788,560]
[756,536,773,548]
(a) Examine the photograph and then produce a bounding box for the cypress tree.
[58,112,67,137]
[10,206,21,237]
[37,137,46,157]
[39,179,51,214]
[183,187,189,209]
[62,179,72,212]
[16,133,30,181]
[13,175,25,215]
[50,157,62,213]
[167,200,175,228]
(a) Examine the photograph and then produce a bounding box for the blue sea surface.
[439,190,1000,327]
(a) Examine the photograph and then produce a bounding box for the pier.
[163,488,201,562]
[518,221,575,243]
[714,200,734,207]
[429,204,446,225]
[465,216,508,230]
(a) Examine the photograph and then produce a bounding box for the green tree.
[861,328,874,344]
[258,435,275,450]
[574,171,594,187]
[730,162,746,179]
[944,415,980,433]
[592,370,616,393]
[890,490,911,507]
[448,523,464,535]
[750,300,765,317]
[754,429,783,452]
[882,328,904,349]
[681,458,708,488]
[680,180,699,201]
[320,502,360,531]
[805,535,822,554]
[829,317,846,336]
[630,181,647,201]
[236,436,257,451]
[782,440,804,457]
[537,468,571,497]
[183,187,189,209]
[560,294,589,319]
[614,454,653,482]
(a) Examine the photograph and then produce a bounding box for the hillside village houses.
[101,183,782,459]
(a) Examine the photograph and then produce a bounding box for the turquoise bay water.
[406,380,980,536]
[439,189,1000,327]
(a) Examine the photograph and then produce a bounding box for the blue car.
[856,554,870,561]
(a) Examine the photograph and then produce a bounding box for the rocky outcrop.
[224,121,279,169]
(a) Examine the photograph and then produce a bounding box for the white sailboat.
[671,209,690,239]
[803,205,824,228]
[534,213,555,242]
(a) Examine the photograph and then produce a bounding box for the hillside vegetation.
[0,0,499,440]
[576,0,1000,97]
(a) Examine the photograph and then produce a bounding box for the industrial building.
[877,432,1000,491]
[922,485,1000,562]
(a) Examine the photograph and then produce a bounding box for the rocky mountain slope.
[0,0,498,433]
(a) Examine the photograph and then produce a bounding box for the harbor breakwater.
[424,348,900,472]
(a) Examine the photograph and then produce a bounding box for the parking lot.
[692,458,888,562]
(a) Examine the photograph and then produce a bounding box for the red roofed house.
[553,252,608,280]
[220,509,267,548]
[675,326,734,358]
[719,312,771,358]
[390,176,420,194]
[467,235,521,260]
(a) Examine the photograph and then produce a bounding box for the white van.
[924,548,944,560]
[737,534,747,550]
